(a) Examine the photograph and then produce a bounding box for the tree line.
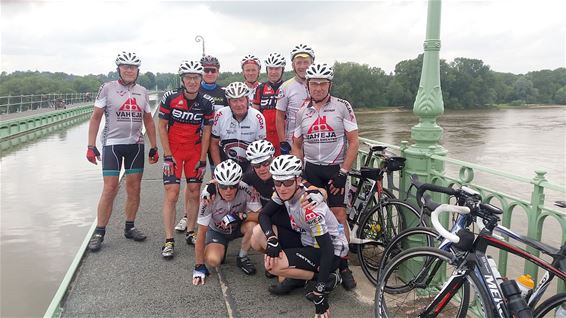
[1,54,565,109]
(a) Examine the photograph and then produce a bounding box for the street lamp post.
[195,35,205,57]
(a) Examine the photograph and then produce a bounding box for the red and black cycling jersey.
[200,84,228,112]
[252,80,283,111]
[158,89,214,145]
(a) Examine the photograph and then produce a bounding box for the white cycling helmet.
[290,44,315,61]
[214,159,242,186]
[115,51,141,66]
[224,82,249,99]
[246,140,275,164]
[178,60,203,75]
[241,54,261,68]
[270,155,302,181]
[265,53,286,68]
[306,63,334,81]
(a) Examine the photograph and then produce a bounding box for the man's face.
[252,158,272,181]
[274,178,298,201]
[242,64,260,83]
[267,67,283,83]
[118,64,139,83]
[218,184,237,201]
[203,66,219,84]
[229,96,249,117]
[308,79,331,101]
[292,56,313,79]
[181,74,202,94]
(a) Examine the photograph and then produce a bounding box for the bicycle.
[375,184,566,318]
[346,143,423,285]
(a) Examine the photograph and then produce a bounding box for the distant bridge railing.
[355,137,566,293]
[0,93,96,114]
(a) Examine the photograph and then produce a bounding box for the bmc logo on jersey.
[171,109,202,122]
[307,116,334,134]
[118,98,142,112]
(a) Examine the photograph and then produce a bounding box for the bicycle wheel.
[378,227,438,274]
[533,292,566,318]
[357,199,422,285]
[374,247,493,318]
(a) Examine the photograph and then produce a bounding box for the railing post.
[524,171,547,279]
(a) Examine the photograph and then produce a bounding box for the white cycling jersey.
[211,106,267,166]
[197,181,261,234]
[275,77,309,143]
[294,96,358,165]
[94,81,151,146]
[272,187,349,257]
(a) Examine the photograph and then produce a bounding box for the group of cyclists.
[86,45,360,317]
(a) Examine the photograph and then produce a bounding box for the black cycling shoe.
[236,256,257,275]
[88,233,104,252]
[265,270,276,279]
[185,232,196,245]
[268,278,305,295]
[124,227,147,241]
[340,268,357,290]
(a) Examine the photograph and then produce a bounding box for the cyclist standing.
[210,82,266,172]
[292,63,360,290]
[241,54,261,104]
[192,160,262,281]
[276,44,314,155]
[86,51,158,252]
[253,53,286,156]
[158,60,214,258]
[260,155,346,318]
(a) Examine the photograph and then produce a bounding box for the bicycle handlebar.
[431,204,471,243]
[416,183,458,208]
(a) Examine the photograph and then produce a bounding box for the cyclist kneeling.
[192,160,262,285]
[260,155,347,318]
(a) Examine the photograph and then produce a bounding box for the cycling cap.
[214,159,242,185]
[246,140,275,164]
[115,51,141,66]
[270,155,302,181]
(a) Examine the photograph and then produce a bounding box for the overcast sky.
[1,0,565,76]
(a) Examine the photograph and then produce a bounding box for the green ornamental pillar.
[402,0,447,194]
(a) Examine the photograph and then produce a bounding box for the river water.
[1,106,565,317]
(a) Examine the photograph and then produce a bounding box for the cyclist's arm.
[313,232,334,284]
[143,112,157,149]
[87,107,104,146]
[341,130,359,172]
[292,135,304,160]
[209,136,221,166]
[275,110,286,143]
[259,199,283,238]
[200,125,212,162]
[194,224,208,265]
[158,118,171,156]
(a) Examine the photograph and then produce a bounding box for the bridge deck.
[60,116,375,318]
[0,102,91,122]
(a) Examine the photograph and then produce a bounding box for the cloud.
[1,0,564,76]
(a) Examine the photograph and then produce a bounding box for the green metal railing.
[356,137,566,293]
[0,93,95,114]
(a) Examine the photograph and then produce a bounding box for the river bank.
[354,104,566,114]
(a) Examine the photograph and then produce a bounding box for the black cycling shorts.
[303,162,345,208]
[205,226,243,248]
[284,246,341,272]
[102,144,144,176]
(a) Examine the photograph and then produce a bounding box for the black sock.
[125,221,135,231]
[166,238,175,243]
[339,257,349,271]
[95,226,106,236]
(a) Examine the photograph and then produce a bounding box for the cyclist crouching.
[192,160,262,285]
[259,155,347,318]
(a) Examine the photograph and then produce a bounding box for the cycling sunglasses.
[274,179,295,187]
[204,68,218,74]
[251,159,272,169]
[218,184,237,190]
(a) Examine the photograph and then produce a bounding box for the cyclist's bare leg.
[162,184,180,239]
[97,176,120,227]
[184,182,201,232]
[240,220,258,254]
[124,172,142,222]
[331,207,350,242]
[204,243,226,267]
